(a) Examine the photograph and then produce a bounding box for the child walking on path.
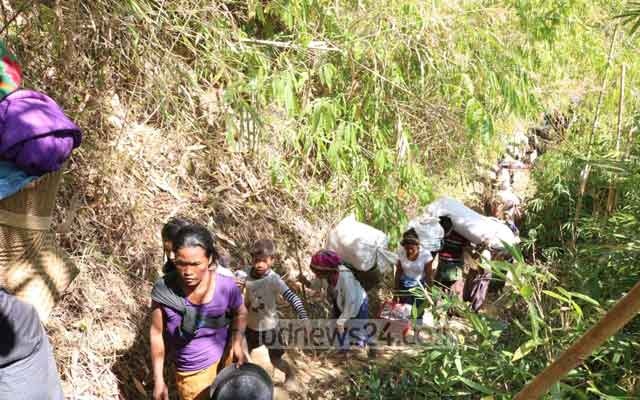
[243,239,308,389]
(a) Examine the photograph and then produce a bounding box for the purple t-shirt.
[161,274,242,372]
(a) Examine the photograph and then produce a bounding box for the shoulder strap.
[199,314,232,329]
[343,262,378,273]
[178,305,231,337]
[151,272,185,313]
[151,272,231,337]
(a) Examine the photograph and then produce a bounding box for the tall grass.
[107,0,631,241]
[31,0,631,243]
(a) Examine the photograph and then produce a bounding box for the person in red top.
[432,216,469,300]
[431,216,493,312]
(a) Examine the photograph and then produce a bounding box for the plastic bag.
[327,215,394,272]
[407,215,444,252]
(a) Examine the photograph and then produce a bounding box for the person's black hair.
[161,217,190,243]
[209,363,273,400]
[250,239,276,259]
[172,223,219,261]
[439,216,454,233]
[400,228,420,247]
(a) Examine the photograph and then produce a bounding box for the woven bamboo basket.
[0,169,78,322]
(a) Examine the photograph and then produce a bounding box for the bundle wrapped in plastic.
[406,215,444,252]
[0,90,82,176]
[496,189,520,209]
[426,196,519,250]
[326,214,397,273]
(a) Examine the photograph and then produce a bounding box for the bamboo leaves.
[615,1,640,35]
[272,69,299,116]
[319,63,337,91]
[465,98,494,145]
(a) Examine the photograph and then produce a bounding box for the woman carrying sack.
[309,250,373,354]
[394,228,433,310]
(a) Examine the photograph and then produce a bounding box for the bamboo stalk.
[239,38,342,52]
[606,64,626,214]
[624,126,638,160]
[572,24,619,249]
[514,279,640,400]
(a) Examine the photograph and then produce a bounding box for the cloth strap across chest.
[151,272,230,338]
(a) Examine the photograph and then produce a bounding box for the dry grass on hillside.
[2,1,335,398]
[50,95,330,399]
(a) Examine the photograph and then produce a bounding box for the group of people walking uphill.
[149,205,518,400]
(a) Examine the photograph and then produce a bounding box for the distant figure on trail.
[242,239,308,391]
[395,229,432,310]
[491,174,522,235]
[0,289,64,399]
[308,250,374,355]
[161,217,190,273]
[150,224,248,400]
[494,191,522,235]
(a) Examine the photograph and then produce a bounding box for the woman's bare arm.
[231,303,248,365]
[424,259,434,287]
[150,303,168,400]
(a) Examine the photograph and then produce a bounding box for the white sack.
[426,197,519,250]
[407,215,444,252]
[327,214,395,272]
[496,168,512,190]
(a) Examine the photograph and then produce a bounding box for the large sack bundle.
[426,197,519,250]
[326,215,396,273]
[496,189,520,209]
[407,215,444,252]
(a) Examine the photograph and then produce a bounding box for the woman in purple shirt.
[150,224,247,400]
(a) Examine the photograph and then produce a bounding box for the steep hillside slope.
[3,0,638,398]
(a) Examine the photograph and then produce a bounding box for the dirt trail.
[250,344,422,399]
[246,313,475,399]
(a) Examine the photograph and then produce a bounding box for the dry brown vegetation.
[4,1,338,398]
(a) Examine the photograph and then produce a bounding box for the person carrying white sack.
[492,177,522,235]
[308,250,373,353]
[394,228,433,310]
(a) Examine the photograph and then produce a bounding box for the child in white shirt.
[244,239,308,387]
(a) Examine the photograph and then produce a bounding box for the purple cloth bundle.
[0,89,81,175]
